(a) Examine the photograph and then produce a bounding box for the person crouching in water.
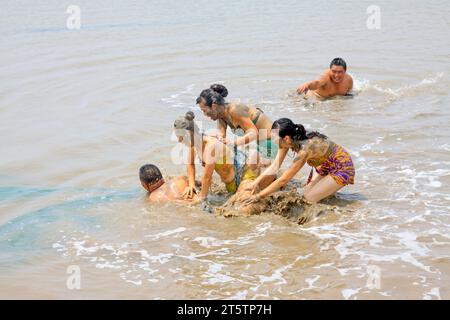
[245,118,355,205]
[173,111,267,214]
[196,84,277,184]
[139,164,200,203]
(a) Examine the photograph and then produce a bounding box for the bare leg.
[303,175,343,203]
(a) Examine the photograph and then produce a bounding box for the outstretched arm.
[257,151,307,198]
[251,147,288,191]
[297,73,328,94]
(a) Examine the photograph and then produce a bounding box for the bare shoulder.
[303,137,328,156]
[323,70,332,80]
[318,70,332,85]
[229,102,250,118]
[345,73,353,84]
[173,175,189,183]
[171,177,189,193]
[293,149,309,163]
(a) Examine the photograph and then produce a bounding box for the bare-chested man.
[139,164,199,203]
[297,58,353,99]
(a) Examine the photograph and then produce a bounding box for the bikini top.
[222,106,264,136]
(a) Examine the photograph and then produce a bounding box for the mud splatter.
[215,180,342,225]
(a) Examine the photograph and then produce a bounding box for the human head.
[196,84,228,121]
[329,57,347,83]
[271,118,327,149]
[139,164,164,193]
[173,111,199,145]
[271,118,306,148]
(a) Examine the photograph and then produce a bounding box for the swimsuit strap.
[252,108,263,125]
[223,106,264,130]
[307,167,314,185]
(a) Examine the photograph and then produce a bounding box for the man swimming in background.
[297,57,353,99]
[139,164,199,203]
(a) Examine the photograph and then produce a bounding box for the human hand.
[182,186,197,199]
[242,194,261,206]
[190,194,207,205]
[297,83,309,95]
[248,181,259,195]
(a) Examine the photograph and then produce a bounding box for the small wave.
[423,287,441,300]
[353,73,444,99]
[160,84,196,109]
[193,222,271,247]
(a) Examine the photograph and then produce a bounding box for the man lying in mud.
[139,164,200,203]
[139,162,265,214]
[297,57,353,99]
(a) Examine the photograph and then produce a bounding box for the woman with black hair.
[244,118,355,204]
[196,84,277,163]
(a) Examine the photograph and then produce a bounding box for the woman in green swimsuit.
[196,84,277,184]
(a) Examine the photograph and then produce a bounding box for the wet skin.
[297,65,353,98]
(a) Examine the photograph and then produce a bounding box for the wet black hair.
[209,84,228,98]
[272,118,327,141]
[330,57,347,71]
[196,84,228,107]
[139,164,163,185]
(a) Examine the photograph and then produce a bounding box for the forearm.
[235,130,257,146]
[187,164,196,187]
[261,160,280,177]
[198,175,212,200]
[252,162,278,190]
[258,155,305,198]
[258,177,288,198]
[253,149,287,187]
[198,164,215,200]
[305,80,320,90]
